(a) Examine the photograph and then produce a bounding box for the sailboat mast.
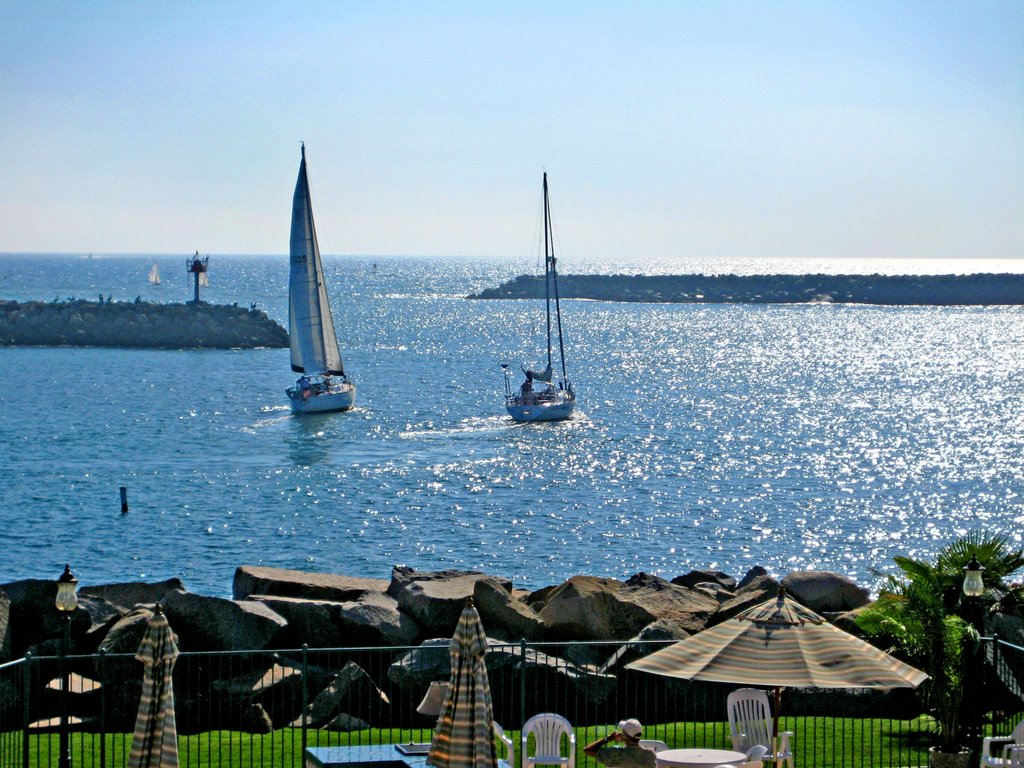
[543,173,553,372]
[545,174,569,385]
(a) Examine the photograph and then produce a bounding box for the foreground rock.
[0,299,289,348]
[0,563,946,733]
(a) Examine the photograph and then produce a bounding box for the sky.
[1,1,1022,262]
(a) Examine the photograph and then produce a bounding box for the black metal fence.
[0,637,1021,768]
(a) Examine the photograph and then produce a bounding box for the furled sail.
[288,144,345,376]
[524,363,553,383]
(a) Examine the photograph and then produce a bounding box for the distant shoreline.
[469,272,1024,305]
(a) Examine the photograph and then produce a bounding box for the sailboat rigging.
[503,172,576,422]
[148,263,161,285]
[285,143,356,414]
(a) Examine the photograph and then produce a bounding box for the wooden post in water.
[119,486,128,513]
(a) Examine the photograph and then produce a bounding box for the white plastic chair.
[494,722,515,767]
[522,713,576,768]
[1009,746,1024,768]
[639,740,670,753]
[726,689,793,768]
[744,745,768,765]
[982,719,1024,768]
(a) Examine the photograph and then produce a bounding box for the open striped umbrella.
[626,591,927,747]
[128,606,179,768]
[426,598,498,768]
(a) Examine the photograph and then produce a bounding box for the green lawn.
[6,718,937,768]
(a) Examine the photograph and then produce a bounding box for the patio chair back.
[726,689,793,768]
[982,718,1024,768]
[522,713,576,768]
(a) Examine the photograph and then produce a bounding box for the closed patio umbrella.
[626,590,927,754]
[128,606,179,768]
[426,598,498,768]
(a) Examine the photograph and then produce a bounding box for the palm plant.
[856,532,1024,754]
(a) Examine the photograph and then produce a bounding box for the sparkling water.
[1,253,1021,597]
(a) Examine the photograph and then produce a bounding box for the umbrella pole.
[773,687,782,768]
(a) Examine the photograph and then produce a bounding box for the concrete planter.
[928,747,971,768]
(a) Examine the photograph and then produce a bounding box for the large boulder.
[76,594,127,653]
[79,578,185,613]
[252,592,420,648]
[233,566,387,602]
[211,661,306,729]
[250,596,346,648]
[336,591,420,647]
[292,660,390,728]
[599,618,690,673]
[160,589,287,651]
[388,567,511,637]
[539,574,719,641]
[781,571,870,613]
[671,570,737,591]
[737,566,768,591]
[473,578,544,641]
[713,573,780,624]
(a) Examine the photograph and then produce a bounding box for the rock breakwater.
[3,565,1021,732]
[0,298,289,348]
[469,273,1024,305]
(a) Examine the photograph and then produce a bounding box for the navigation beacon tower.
[186,251,209,304]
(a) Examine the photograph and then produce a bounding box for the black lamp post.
[962,555,985,761]
[55,564,78,768]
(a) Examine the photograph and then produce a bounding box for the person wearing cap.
[584,719,656,768]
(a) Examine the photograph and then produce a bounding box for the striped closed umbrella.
[426,598,498,768]
[626,591,927,745]
[128,606,179,768]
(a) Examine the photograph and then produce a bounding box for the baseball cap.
[618,719,643,739]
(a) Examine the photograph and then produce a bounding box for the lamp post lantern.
[55,564,78,768]
[963,555,985,598]
[961,554,985,764]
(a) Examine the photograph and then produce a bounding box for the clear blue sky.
[1,1,1021,261]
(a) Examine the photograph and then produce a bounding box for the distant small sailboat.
[503,172,576,422]
[148,263,161,285]
[285,143,356,414]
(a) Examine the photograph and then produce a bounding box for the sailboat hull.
[506,391,575,422]
[288,382,356,414]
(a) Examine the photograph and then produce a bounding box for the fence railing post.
[302,643,309,764]
[519,638,527,736]
[21,653,32,768]
[98,648,107,768]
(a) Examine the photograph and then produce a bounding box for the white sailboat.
[503,172,576,422]
[285,144,356,414]
[148,263,161,285]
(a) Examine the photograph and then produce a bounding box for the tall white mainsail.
[288,144,345,377]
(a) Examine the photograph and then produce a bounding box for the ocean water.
[1,253,1022,597]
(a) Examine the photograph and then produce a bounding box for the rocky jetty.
[469,273,1024,305]
[3,564,1020,733]
[0,298,289,348]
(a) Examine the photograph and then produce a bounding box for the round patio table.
[655,748,747,768]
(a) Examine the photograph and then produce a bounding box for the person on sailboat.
[298,375,312,399]
[519,371,534,403]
